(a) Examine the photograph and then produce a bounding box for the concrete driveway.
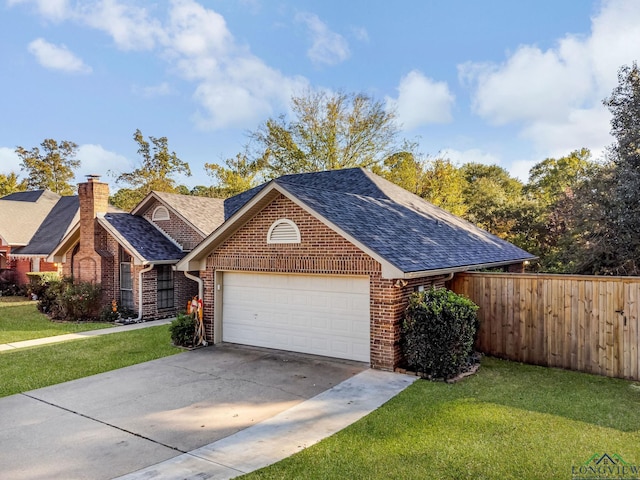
[0,344,369,480]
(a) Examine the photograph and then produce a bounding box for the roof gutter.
[400,258,535,279]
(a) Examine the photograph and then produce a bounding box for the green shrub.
[402,287,479,380]
[26,272,60,299]
[169,313,196,347]
[37,277,103,322]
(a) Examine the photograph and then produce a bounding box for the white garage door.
[222,272,370,362]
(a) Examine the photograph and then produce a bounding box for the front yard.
[0,296,111,343]
[0,297,181,397]
[244,357,640,480]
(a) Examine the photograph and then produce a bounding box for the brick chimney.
[74,175,109,283]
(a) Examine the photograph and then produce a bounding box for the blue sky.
[1,0,639,190]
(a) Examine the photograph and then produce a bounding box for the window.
[152,206,170,221]
[120,248,133,309]
[267,219,301,244]
[157,265,174,310]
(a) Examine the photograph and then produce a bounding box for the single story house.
[0,190,80,285]
[49,175,225,320]
[175,168,535,370]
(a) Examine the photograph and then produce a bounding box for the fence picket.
[449,272,640,381]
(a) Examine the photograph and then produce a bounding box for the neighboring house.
[49,176,225,320]
[0,190,80,284]
[176,168,536,371]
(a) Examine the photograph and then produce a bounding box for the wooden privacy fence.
[448,272,640,381]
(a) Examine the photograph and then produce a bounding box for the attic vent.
[152,206,170,221]
[267,219,301,244]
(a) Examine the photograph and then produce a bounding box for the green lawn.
[0,325,180,397]
[0,297,112,343]
[243,357,640,480]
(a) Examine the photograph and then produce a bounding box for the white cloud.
[0,148,22,174]
[295,12,350,66]
[460,0,640,158]
[350,26,369,43]
[74,144,132,183]
[440,148,501,167]
[7,0,71,21]
[10,0,310,130]
[386,70,455,130]
[28,38,92,74]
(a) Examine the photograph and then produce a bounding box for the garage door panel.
[223,273,370,362]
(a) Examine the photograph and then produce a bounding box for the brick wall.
[142,200,204,251]
[201,193,435,370]
[75,177,109,284]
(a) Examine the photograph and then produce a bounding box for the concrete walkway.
[116,368,416,480]
[0,318,173,352]
[1,321,418,479]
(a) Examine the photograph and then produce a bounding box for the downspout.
[442,272,455,282]
[135,264,154,322]
[183,270,207,346]
[183,270,204,301]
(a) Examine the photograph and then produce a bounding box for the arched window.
[152,206,170,221]
[267,219,301,244]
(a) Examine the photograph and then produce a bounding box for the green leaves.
[402,288,479,380]
[15,139,79,195]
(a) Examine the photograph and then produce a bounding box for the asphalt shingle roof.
[13,196,79,255]
[0,190,63,246]
[103,213,184,262]
[258,168,535,273]
[152,191,225,236]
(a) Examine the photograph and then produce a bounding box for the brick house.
[176,168,535,371]
[0,190,80,285]
[49,176,225,320]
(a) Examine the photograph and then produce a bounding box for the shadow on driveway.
[0,344,367,480]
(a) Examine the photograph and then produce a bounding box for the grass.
[0,296,112,343]
[0,324,180,397]
[243,357,640,480]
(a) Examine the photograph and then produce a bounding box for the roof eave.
[401,257,537,279]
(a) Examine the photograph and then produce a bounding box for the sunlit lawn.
[0,324,180,397]
[244,357,640,480]
[0,296,112,343]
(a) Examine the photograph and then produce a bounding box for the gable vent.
[267,219,301,244]
[152,206,170,221]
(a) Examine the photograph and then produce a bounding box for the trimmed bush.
[169,313,196,347]
[36,277,103,322]
[402,287,479,380]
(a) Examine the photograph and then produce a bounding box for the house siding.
[201,194,442,371]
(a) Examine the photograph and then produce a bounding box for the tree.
[251,90,399,178]
[113,130,191,210]
[0,172,28,197]
[421,158,467,217]
[571,63,640,275]
[204,152,261,198]
[523,149,599,272]
[460,163,525,240]
[16,139,80,195]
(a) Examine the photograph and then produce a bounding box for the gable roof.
[178,168,535,278]
[12,196,80,255]
[131,191,226,237]
[98,213,184,264]
[0,190,68,247]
